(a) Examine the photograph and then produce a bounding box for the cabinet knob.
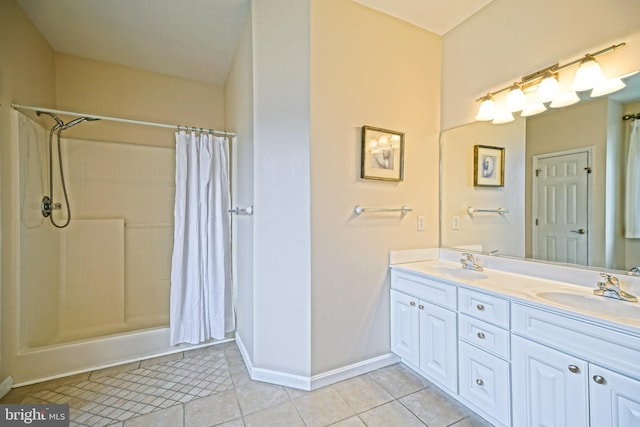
[568,365,580,374]
[418,304,424,310]
[476,304,485,311]
[410,301,416,307]
[593,375,606,385]
[477,332,485,339]
[475,379,484,386]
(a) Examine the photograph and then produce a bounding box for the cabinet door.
[459,341,510,426]
[390,290,419,367]
[419,301,457,392]
[512,335,588,427]
[590,364,640,427]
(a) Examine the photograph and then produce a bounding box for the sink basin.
[431,266,487,280]
[536,291,640,319]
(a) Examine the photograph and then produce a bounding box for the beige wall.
[0,0,57,380]
[310,0,441,375]
[224,14,255,362]
[54,53,225,147]
[442,0,640,131]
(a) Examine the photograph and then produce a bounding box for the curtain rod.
[623,113,640,121]
[11,103,236,136]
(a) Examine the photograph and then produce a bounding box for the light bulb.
[475,96,495,121]
[550,91,580,108]
[506,84,525,112]
[573,56,605,91]
[591,77,626,97]
[537,72,560,103]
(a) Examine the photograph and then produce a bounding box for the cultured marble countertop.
[391,259,640,336]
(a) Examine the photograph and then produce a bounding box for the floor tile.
[123,404,183,427]
[451,414,495,427]
[243,401,305,427]
[184,389,241,427]
[90,362,141,380]
[328,416,367,426]
[367,364,429,398]
[234,381,288,415]
[139,352,184,368]
[400,387,470,427]
[292,387,356,427]
[332,375,394,413]
[359,400,426,427]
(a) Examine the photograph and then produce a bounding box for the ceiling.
[17,0,492,86]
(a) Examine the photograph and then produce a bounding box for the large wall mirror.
[440,72,640,273]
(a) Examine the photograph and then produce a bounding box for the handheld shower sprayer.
[36,111,100,228]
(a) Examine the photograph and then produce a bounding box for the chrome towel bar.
[354,205,411,215]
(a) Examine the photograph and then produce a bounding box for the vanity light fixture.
[506,83,526,112]
[474,42,626,123]
[475,95,496,121]
[572,55,605,92]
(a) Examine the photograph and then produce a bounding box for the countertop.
[391,259,640,336]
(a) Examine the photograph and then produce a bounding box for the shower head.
[61,116,101,130]
[37,111,64,129]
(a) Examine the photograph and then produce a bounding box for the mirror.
[440,72,640,273]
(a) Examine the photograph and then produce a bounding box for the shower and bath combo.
[36,111,100,228]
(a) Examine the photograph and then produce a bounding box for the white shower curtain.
[626,120,640,238]
[170,131,234,345]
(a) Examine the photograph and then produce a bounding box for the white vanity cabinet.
[457,289,511,427]
[390,270,458,392]
[511,303,640,427]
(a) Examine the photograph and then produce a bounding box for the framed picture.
[361,125,404,181]
[474,145,505,187]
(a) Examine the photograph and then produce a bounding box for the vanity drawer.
[458,341,511,427]
[512,303,640,380]
[458,287,509,328]
[391,270,456,309]
[458,314,510,359]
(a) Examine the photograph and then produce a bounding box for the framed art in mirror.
[474,145,504,187]
[361,125,404,181]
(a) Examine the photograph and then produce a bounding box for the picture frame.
[361,125,404,182]
[474,145,505,187]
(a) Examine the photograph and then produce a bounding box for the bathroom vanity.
[389,249,640,427]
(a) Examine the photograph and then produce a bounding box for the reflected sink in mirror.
[536,291,640,319]
[431,266,488,280]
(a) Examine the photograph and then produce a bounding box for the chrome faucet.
[460,253,484,271]
[629,266,640,277]
[594,273,638,302]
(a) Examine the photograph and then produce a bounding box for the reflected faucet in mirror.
[594,273,638,302]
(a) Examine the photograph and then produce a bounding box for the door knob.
[570,229,586,234]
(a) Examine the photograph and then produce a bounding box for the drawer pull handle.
[475,379,484,386]
[593,375,606,385]
[410,301,416,307]
[568,365,580,374]
[418,304,424,310]
[477,332,486,339]
[476,304,485,311]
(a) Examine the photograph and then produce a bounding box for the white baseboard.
[309,352,400,390]
[0,376,13,399]
[235,334,399,391]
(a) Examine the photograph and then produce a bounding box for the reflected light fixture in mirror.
[474,42,626,123]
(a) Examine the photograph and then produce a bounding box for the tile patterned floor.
[1,343,494,426]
